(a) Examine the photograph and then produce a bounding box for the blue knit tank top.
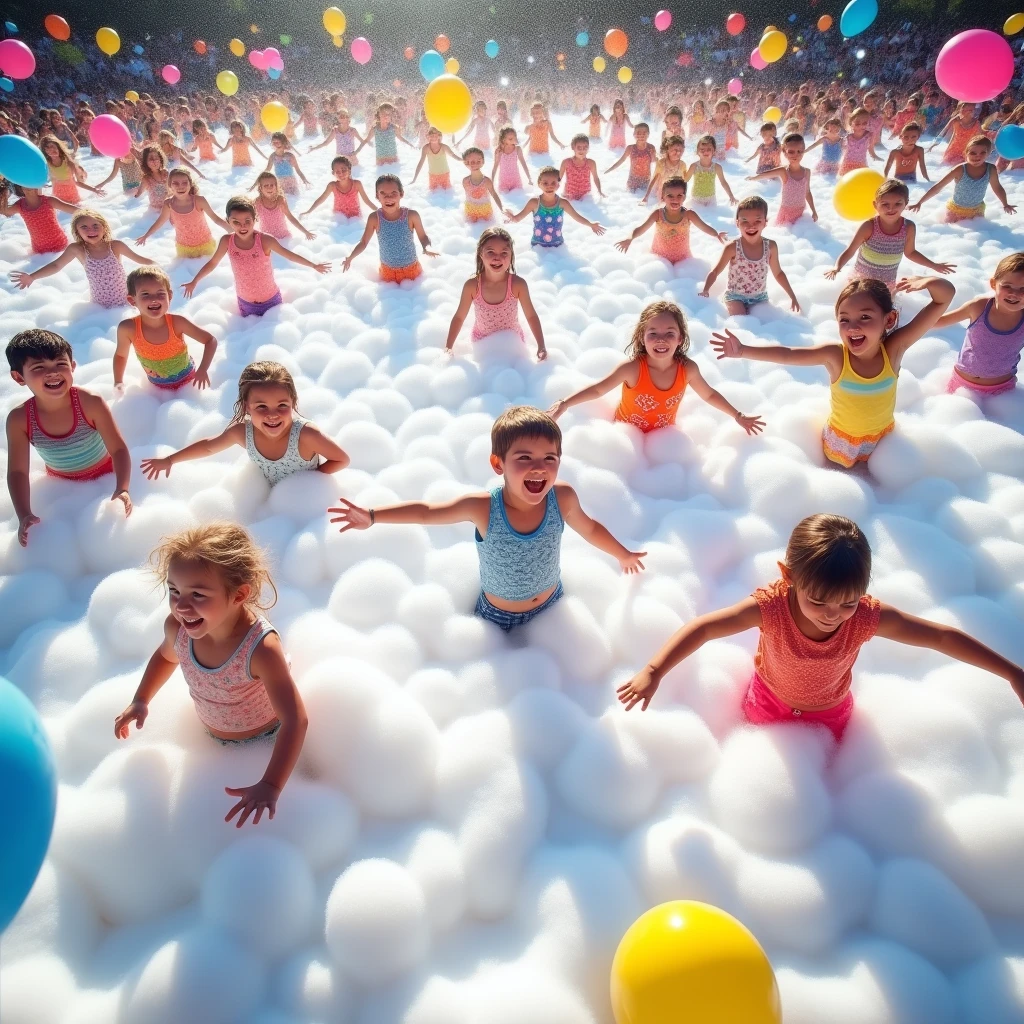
[378,208,417,268]
[476,485,563,601]
[951,165,990,208]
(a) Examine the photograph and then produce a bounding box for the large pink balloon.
[750,47,768,70]
[935,29,1014,104]
[0,39,35,80]
[250,49,268,70]
[654,9,672,31]
[264,46,283,70]
[351,36,372,64]
[88,114,132,158]
[161,64,181,85]
[728,77,743,95]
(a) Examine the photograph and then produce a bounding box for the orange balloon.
[193,39,207,55]
[556,52,565,61]
[435,33,450,54]
[404,45,414,59]
[44,13,70,41]
[817,14,833,30]
[604,28,628,59]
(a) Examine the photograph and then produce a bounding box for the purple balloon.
[0,39,35,79]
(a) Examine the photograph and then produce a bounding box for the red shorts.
[742,672,853,741]
[379,261,422,284]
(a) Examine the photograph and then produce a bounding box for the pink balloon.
[264,46,281,66]
[351,36,372,65]
[728,77,743,95]
[161,64,181,85]
[935,29,1014,104]
[88,114,132,158]
[750,47,768,70]
[0,39,35,80]
[654,9,672,31]
[249,49,268,70]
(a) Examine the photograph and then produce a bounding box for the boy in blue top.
[328,405,645,631]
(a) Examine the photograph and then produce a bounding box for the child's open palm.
[114,700,148,738]
[619,550,647,574]
[141,456,173,479]
[225,779,280,827]
[710,329,743,359]
[736,413,766,435]
[328,497,371,531]
[617,668,659,711]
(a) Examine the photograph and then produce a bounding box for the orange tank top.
[753,578,881,709]
[614,357,687,432]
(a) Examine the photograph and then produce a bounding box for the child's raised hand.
[590,222,606,235]
[9,270,33,289]
[823,267,839,280]
[614,238,631,252]
[616,667,660,712]
[736,413,766,435]
[547,398,566,419]
[341,256,353,272]
[894,276,933,294]
[135,234,149,246]
[140,456,173,480]
[907,201,922,213]
[224,779,280,828]
[619,550,647,574]
[933,262,956,275]
[111,489,133,518]
[1004,203,1017,215]
[17,513,40,547]
[327,497,372,532]
[114,699,148,739]
[181,279,198,298]
[710,329,743,359]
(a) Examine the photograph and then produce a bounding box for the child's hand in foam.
[617,668,660,711]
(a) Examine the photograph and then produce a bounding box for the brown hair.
[498,126,518,147]
[491,405,562,459]
[152,522,277,611]
[475,227,516,277]
[167,167,198,195]
[834,278,896,319]
[139,144,167,180]
[375,173,403,195]
[696,133,717,152]
[127,266,173,296]
[231,360,299,423]
[875,178,910,203]
[626,300,689,362]
[253,171,279,192]
[6,328,73,373]
[226,194,257,219]
[70,209,112,245]
[781,132,805,147]
[965,135,993,153]
[462,147,484,162]
[993,251,1024,279]
[331,156,352,173]
[899,121,922,136]
[38,133,73,166]
[736,194,769,217]
[661,133,685,154]
[661,175,687,196]
[537,165,560,181]
[784,514,872,603]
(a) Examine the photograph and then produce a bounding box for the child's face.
[634,127,649,144]
[259,178,278,198]
[246,383,295,438]
[783,141,805,162]
[339,116,350,130]
[538,172,559,194]
[166,557,246,640]
[231,124,244,139]
[864,95,877,111]
[531,107,543,122]
[736,208,766,237]
[667,143,684,162]
[42,141,59,161]
[697,141,714,161]
[874,191,907,218]
[11,352,75,400]
[464,153,484,172]
[965,142,990,166]
[666,114,681,132]
[427,131,441,147]
[129,279,171,320]
[146,151,163,172]
[228,210,256,236]
[836,294,895,358]
[902,130,920,148]
[169,174,190,196]
[333,162,351,181]
[572,139,589,158]
[273,138,286,152]
[376,181,402,208]
[491,435,560,506]
[75,216,105,244]
[479,236,512,273]
[662,184,686,210]
[993,271,1024,311]
[642,311,683,361]
[760,128,775,143]
[503,133,517,151]
[962,104,977,120]
[851,115,868,133]
[379,110,392,127]
[791,584,862,636]
[826,124,841,140]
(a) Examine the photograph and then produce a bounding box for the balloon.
[322,7,345,35]
[0,77,12,92]
[250,24,259,33]
[604,28,628,58]
[161,64,180,85]
[216,69,238,95]
[611,902,781,1024]
[230,38,245,56]
[0,678,56,934]
[576,31,589,46]
[833,167,885,220]
[445,56,460,73]
[0,39,34,79]
[935,30,1014,104]
[839,0,877,37]
[44,15,70,41]
[280,35,292,45]
[95,27,120,56]
[265,47,284,70]
[404,45,414,59]
[818,14,833,30]
[617,66,632,83]
[1005,13,1024,35]
[485,39,499,58]
[5,21,17,33]
[654,10,672,31]
[758,30,787,63]
[593,56,606,72]
[250,49,268,70]
[996,124,1024,160]
[728,77,743,95]
[88,113,131,157]
[764,24,777,31]
[788,12,797,21]
[676,51,694,66]
[267,66,281,79]
[193,40,206,55]
[726,13,746,34]
[332,35,344,47]
[133,44,143,55]
[351,36,372,64]
[419,48,445,81]
[763,105,782,122]
[423,73,472,133]
[125,89,139,102]
[435,34,450,53]
[749,47,767,68]
[0,134,47,187]
[261,101,289,132]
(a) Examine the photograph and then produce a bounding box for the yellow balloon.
[229,38,245,57]
[833,167,886,221]
[261,100,289,133]
[125,89,139,103]
[763,24,778,32]
[423,73,473,134]
[758,30,787,64]
[216,70,239,96]
[332,34,344,47]
[611,902,781,1024]
[445,56,460,74]
[593,56,606,72]
[763,105,782,123]
[323,6,346,35]
[617,66,632,83]
[95,27,120,56]
[1005,13,1024,34]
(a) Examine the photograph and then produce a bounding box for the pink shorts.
[946,367,1017,396]
[742,672,853,741]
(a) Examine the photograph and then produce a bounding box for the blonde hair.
[167,167,198,195]
[993,251,1024,279]
[38,134,73,166]
[70,209,112,244]
[127,266,173,296]
[231,361,299,423]
[491,405,562,459]
[152,522,277,611]
[784,514,871,603]
[626,301,690,361]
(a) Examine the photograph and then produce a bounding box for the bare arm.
[504,197,537,224]
[615,210,659,251]
[746,166,786,183]
[444,279,476,351]
[196,195,231,233]
[114,616,181,737]
[699,243,735,296]
[411,146,428,182]
[684,359,765,435]
[81,391,132,506]
[140,423,244,478]
[825,220,873,277]
[135,201,172,243]
[301,183,334,215]
[557,482,644,571]
[111,240,156,267]
[933,296,987,330]
[686,208,728,242]
[515,277,545,357]
[407,210,438,255]
[297,424,350,475]
[9,243,80,288]
[560,196,604,233]
[605,146,630,173]
[908,167,957,211]
[342,212,378,269]
[768,240,801,312]
[182,234,230,297]
[549,361,634,418]
[264,233,332,273]
[903,222,956,275]
[989,166,1016,214]
[6,408,36,544]
[711,328,843,377]
[355,180,378,210]
[328,492,490,534]
[885,276,955,367]
[715,162,736,203]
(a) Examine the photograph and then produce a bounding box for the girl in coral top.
[547,300,763,435]
[135,168,230,257]
[619,514,1024,740]
[302,157,376,222]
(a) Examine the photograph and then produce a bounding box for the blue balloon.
[996,124,1024,161]
[788,13,797,21]
[419,48,445,82]
[576,31,589,46]
[485,39,499,59]
[0,77,13,92]
[0,677,56,933]
[840,0,878,38]
[133,44,144,55]
[0,135,49,189]
[5,21,17,33]
[268,66,281,79]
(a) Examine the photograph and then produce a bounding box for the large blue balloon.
[485,39,499,59]
[840,0,878,37]
[576,31,589,46]
[419,48,445,82]
[0,677,56,933]
[0,135,48,189]
[996,124,1024,161]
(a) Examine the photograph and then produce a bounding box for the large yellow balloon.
[618,66,632,83]
[216,70,239,96]
[323,6,346,35]
[593,56,606,72]
[423,74,472,134]
[229,38,245,57]
[261,100,289,133]
[445,56,460,74]
[759,30,787,63]
[1005,13,1024,35]
[833,167,886,221]
[611,902,781,1024]
[762,106,782,123]
[95,27,120,56]
[125,89,139,103]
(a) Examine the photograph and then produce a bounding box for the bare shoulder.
[75,387,109,415]
[6,400,29,432]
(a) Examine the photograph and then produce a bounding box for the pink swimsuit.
[472,275,525,341]
[839,134,871,175]
[17,197,68,254]
[84,244,128,307]
[562,158,591,200]
[775,168,810,225]
[497,149,523,192]
[333,182,361,217]
[255,196,290,238]
[169,200,215,255]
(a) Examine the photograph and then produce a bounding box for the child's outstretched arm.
[50,196,81,216]
[903,222,956,275]
[504,197,538,224]
[353,126,374,155]
[641,172,661,204]
[883,150,897,177]
[177,152,205,179]
[140,423,244,478]
[615,211,659,251]
[617,598,762,710]
[287,153,310,186]
[444,279,476,353]
[715,163,737,203]
[908,168,958,212]
[548,124,565,148]
[342,212,378,270]
[516,145,532,184]
[745,166,785,183]
[6,407,38,546]
[556,482,646,572]
[408,210,439,257]
[824,220,873,278]
[280,197,315,240]
[988,165,1017,215]
[767,239,802,312]
[174,315,218,389]
[80,391,131,515]
[711,328,843,377]
[306,129,336,153]
[96,159,123,189]
[548,361,633,420]
[135,201,172,244]
[264,234,332,274]
[301,183,334,216]
[181,234,230,297]
[410,146,429,183]
[490,149,501,180]
[745,144,764,164]
[699,243,735,297]
[605,146,630,173]
[114,615,181,738]
[328,493,489,533]
[687,209,729,243]
[933,296,987,330]
[111,240,156,268]
[484,176,504,212]
[250,139,268,160]
[9,243,81,289]
[886,277,955,366]
[684,359,765,435]
[353,180,377,210]
[515,277,546,359]
[561,197,604,234]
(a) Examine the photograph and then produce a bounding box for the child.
[141,360,350,483]
[805,119,843,175]
[303,157,376,221]
[931,102,982,165]
[342,174,437,283]
[884,123,928,183]
[157,129,205,179]
[642,134,686,205]
[40,134,101,204]
[6,329,131,547]
[0,181,76,254]
[505,166,605,248]
[891,93,924,138]
[115,267,217,390]
[250,172,316,241]
[584,103,606,140]
[461,148,503,222]
[711,276,954,467]
[183,196,331,315]
[909,137,1016,223]
[548,300,763,435]
[114,523,308,827]
[257,132,309,196]
[685,136,737,207]
[838,109,878,175]
[747,122,782,175]
[616,176,727,265]
[618,513,1024,737]
[559,135,604,201]
[224,120,266,168]
[190,119,218,162]
[355,102,414,166]
[700,196,802,314]
[134,146,170,210]
[661,105,684,148]
[492,127,532,193]
[686,100,708,141]
[95,147,144,193]
[524,103,564,156]
[936,251,1024,398]
[608,98,632,150]
[827,180,957,291]
[492,100,512,145]
[307,109,363,162]
[327,405,646,632]
[605,123,658,194]
[412,128,459,190]
[747,132,818,226]
[458,100,493,152]
[135,168,230,258]
[444,227,544,358]
[10,209,153,307]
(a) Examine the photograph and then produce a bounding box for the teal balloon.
[0,77,12,92]
[0,677,56,933]
[996,124,1024,160]
[133,44,144,54]
[0,135,48,188]
[268,66,281,79]
[840,0,878,37]
[576,31,589,46]
[5,21,17,33]
[419,48,445,81]
[485,39,499,58]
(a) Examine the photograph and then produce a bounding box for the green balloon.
[279,34,291,44]
[364,12,373,24]
[489,5,496,12]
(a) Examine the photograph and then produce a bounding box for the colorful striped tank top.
[27,387,112,480]
[375,125,398,163]
[853,217,908,293]
[823,343,897,467]
[131,315,196,388]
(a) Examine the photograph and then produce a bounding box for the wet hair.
[375,173,404,195]
[226,194,257,219]
[571,133,589,147]
[875,178,909,203]
[270,131,291,149]
[850,106,869,122]
[231,360,300,423]
[760,122,778,134]
[736,194,769,217]
[661,175,687,196]
[70,209,112,245]
[626,300,689,361]
[661,133,685,154]
[665,105,682,119]
[6,328,73,374]
[491,405,562,460]
[784,514,872,604]
[152,522,277,612]
[331,155,352,172]
[139,144,167,179]
[498,126,518,147]
[823,117,843,131]
[228,118,248,136]
[475,226,516,277]
[537,165,560,182]
[253,171,279,191]
[590,103,601,114]
[168,167,198,195]
[696,134,717,152]
[634,122,650,134]
[993,251,1024,279]
[191,118,209,134]
[781,132,805,147]
[835,277,896,320]
[966,135,993,153]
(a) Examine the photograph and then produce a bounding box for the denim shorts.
[724,291,768,309]
[475,582,564,632]
[206,721,280,747]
